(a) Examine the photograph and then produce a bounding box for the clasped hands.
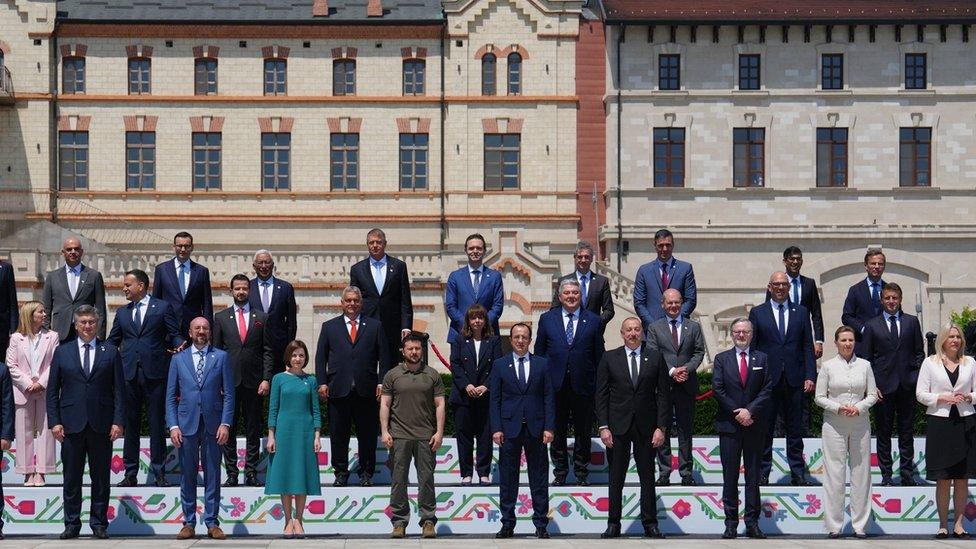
[938,392,973,406]
[465,384,488,398]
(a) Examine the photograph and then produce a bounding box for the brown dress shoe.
[208,526,226,540]
[391,524,406,538]
[422,520,436,538]
[176,525,195,540]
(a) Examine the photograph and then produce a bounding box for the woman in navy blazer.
[450,304,503,485]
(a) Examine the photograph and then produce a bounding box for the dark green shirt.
[382,363,444,440]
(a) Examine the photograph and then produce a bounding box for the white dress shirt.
[769,299,790,332]
[468,264,484,289]
[882,311,901,337]
[173,258,191,294]
[344,314,360,336]
[65,263,82,299]
[561,307,580,331]
[77,337,96,371]
[257,276,275,308]
[132,294,151,327]
[235,303,251,331]
[512,352,530,382]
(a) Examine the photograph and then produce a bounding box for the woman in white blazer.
[5,301,59,486]
[814,325,877,539]
[916,322,976,539]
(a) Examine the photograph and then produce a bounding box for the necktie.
[739,351,748,386]
[373,261,386,295]
[349,319,358,343]
[871,282,881,314]
[133,302,142,328]
[661,264,670,290]
[580,274,589,306]
[68,267,79,299]
[778,303,786,340]
[237,308,248,343]
[196,351,205,386]
[83,343,91,376]
[178,263,188,298]
[261,281,271,311]
[630,351,639,387]
[472,270,481,296]
[889,315,898,340]
[517,357,526,387]
[792,278,800,304]
[565,312,575,345]
[670,319,679,349]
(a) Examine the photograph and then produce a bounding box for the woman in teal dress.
[265,340,322,538]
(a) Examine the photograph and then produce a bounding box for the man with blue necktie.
[445,234,504,345]
[351,229,413,365]
[841,249,886,356]
[250,250,297,375]
[551,241,615,332]
[633,229,697,327]
[152,232,213,337]
[42,237,107,342]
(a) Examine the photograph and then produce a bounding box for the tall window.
[900,127,932,186]
[264,59,287,96]
[653,128,685,187]
[821,54,843,90]
[58,131,89,190]
[816,128,848,187]
[905,53,927,89]
[402,59,425,96]
[484,133,520,190]
[482,53,496,96]
[125,132,155,190]
[507,53,522,95]
[192,132,222,190]
[330,133,359,190]
[738,54,760,90]
[733,128,765,187]
[128,58,151,95]
[63,57,86,94]
[194,58,218,95]
[399,133,429,190]
[658,54,680,90]
[333,59,356,95]
[261,133,290,190]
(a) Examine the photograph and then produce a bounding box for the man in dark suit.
[842,248,886,355]
[0,355,15,540]
[108,269,183,487]
[0,258,17,360]
[534,279,604,485]
[445,234,504,344]
[315,286,391,487]
[152,231,213,337]
[634,229,697,325]
[713,318,774,539]
[47,305,125,540]
[749,271,816,485]
[862,282,925,486]
[490,323,555,539]
[213,274,273,487]
[350,228,413,365]
[42,237,107,342]
[551,241,614,332]
[250,250,297,373]
[646,289,705,487]
[596,317,670,538]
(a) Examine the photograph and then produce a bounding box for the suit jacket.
[766,274,824,343]
[0,365,13,442]
[46,339,125,434]
[350,255,413,348]
[151,258,214,337]
[165,346,235,438]
[249,276,297,369]
[712,348,774,434]
[861,312,925,394]
[107,297,183,381]
[5,330,59,405]
[594,344,671,438]
[533,307,604,395]
[842,278,885,342]
[0,261,17,335]
[749,301,816,388]
[646,316,706,396]
[633,257,697,325]
[449,335,503,406]
[445,266,504,344]
[314,315,391,399]
[42,264,107,340]
[489,354,555,438]
[550,271,615,329]
[212,306,274,388]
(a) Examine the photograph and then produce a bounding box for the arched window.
[507,53,522,95]
[481,53,496,96]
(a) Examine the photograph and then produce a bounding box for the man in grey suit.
[42,237,107,342]
[646,289,705,486]
[551,241,615,332]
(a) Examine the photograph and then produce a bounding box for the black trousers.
[122,369,167,479]
[761,380,807,480]
[873,385,917,480]
[719,427,764,529]
[328,393,379,477]
[551,381,594,479]
[453,400,492,478]
[222,384,264,477]
[62,426,112,529]
[656,388,694,480]
[608,420,658,527]
[0,331,9,368]
[499,424,549,529]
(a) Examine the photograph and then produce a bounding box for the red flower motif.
[269,504,284,520]
[16,500,36,515]
[307,500,326,515]
[594,497,609,512]
[230,497,246,518]
[671,499,692,519]
[966,502,976,522]
[107,506,116,520]
[111,455,125,474]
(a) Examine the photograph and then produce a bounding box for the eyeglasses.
[731,330,752,335]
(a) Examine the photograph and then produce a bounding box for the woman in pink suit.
[5,301,59,486]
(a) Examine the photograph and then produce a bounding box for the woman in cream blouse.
[916,323,976,539]
[814,325,877,539]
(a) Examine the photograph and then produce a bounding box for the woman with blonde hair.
[916,322,976,538]
[5,301,59,485]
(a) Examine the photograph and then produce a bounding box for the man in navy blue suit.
[0,353,15,540]
[152,232,213,337]
[534,278,604,485]
[109,269,183,488]
[491,323,555,539]
[47,305,125,540]
[315,286,391,487]
[749,271,816,486]
[634,229,697,326]
[250,250,297,374]
[445,234,504,344]
[0,258,17,361]
[351,229,414,364]
[842,248,886,355]
[713,318,774,539]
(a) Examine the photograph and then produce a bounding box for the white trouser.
[821,413,872,534]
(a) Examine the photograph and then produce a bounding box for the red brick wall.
[576,20,607,257]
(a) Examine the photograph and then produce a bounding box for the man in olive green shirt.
[380,333,445,539]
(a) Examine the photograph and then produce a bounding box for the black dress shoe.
[60,528,81,540]
[828,532,840,539]
[722,527,737,539]
[576,477,590,487]
[880,476,893,486]
[760,475,770,486]
[901,477,917,487]
[360,474,374,487]
[154,476,171,488]
[655,476,671,486]
[535,527,550,539]
[644,526,665,538]
[245,473,262,487]
[681,477,697,486]
[495,526,514,538]
[333,475,349,487]
[854,532,868,539]
[222,475,239,487]
[551,476,567,486]
[790,477,809,486]
[116,476,137,487]
[745,526,767,539]
[92,527,109,539]
[601,525,621,538]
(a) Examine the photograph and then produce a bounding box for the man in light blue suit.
[633,229,697,326]
[166,317,234,541]
[445,234,504,344]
